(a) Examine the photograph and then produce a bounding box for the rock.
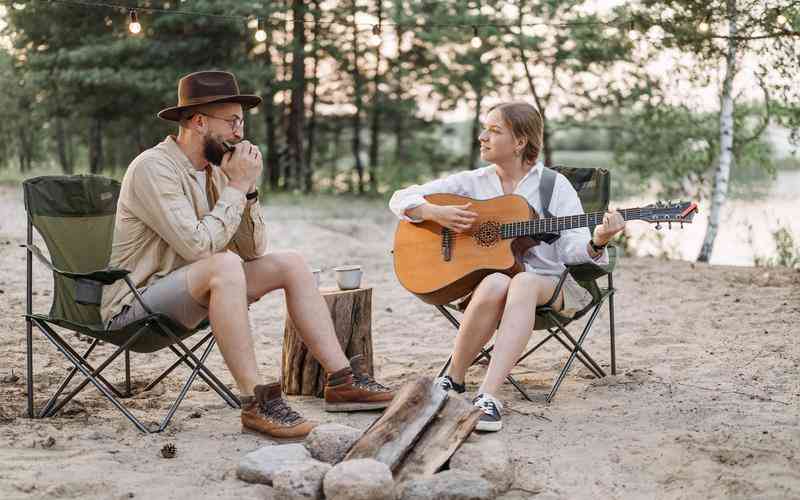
[449,437,512,494]
[273,460,332,500]
[397,470,493,500]
[237,444,312,485]
[323,459,394,500]
[304,423,362,464]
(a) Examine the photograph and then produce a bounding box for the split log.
[282,287,374,397]
[344,376,447,471]
[394,393,481,481]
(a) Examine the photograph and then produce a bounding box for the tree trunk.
[262,27,280,192]
[698,2,737,263]
[288,0,307,193]
[54,116,73,174]
[282,288,374,397]
[305,1,321,192]
[468,83,483,170]
[367,0,383,193]
[89,116,104,174]
[331,123,342,189]
[351,3,365,194]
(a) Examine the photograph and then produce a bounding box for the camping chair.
[23,175,240,433]
[436,166,617,403]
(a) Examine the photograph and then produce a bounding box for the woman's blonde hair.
[489,101,543,165]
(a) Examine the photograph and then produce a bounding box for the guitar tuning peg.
[680,221,684,229]
[655,222,662,230]
[668,221,672,230]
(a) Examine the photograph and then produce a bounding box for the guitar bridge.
[441,228,452,262]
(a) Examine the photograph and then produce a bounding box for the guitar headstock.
[639,201,698,225]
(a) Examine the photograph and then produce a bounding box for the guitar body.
[393,193,538,305]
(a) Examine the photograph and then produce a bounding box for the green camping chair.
[436,166,618,403]
[23,175,240,433]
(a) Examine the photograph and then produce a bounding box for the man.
[101,70,393,439]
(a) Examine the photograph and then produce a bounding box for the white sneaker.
[472,393,503,432]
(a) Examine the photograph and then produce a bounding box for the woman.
[389,101,625,431]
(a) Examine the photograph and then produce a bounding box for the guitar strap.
[536,166,560,244]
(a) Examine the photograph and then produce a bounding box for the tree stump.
[281,287,374,397]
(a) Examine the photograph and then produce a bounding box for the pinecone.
[160,443,177,459]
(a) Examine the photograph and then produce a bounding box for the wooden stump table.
[281,287,374,397]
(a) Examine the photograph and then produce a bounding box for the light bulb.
[255,29,267,42]
[128,9,141,34]
[777,14,788,26]
[470,26,482,49]
[698,21,709,32]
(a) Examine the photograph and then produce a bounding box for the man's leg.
[242,251,349,373]
[185,252,260,396]
[242,251,393,412]
[447,273,511,384]
[478,272,562,396]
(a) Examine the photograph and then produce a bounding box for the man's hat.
[158,70,262,122]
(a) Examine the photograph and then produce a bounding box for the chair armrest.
[566,245,618,282]
[23,243,130,285]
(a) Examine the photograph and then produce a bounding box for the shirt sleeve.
[388,171,475,222]
[230,199,269,260]
[551,175,609,266]
[128,155,247,262]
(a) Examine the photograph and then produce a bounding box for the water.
[622,169,800,266]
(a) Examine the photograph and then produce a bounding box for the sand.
[1,184,798,499]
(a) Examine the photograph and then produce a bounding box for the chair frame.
[24,213,241,433]
[435,267,616,403]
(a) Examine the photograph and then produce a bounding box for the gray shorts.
[109,266,208,331]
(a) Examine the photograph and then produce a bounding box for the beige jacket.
[101,136,267,323]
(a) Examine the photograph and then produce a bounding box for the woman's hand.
[592,209,625,246]
[406,203,478,233]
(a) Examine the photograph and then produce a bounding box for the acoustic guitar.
[393,193,698,305]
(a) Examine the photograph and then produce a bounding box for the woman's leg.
[447,273,511,384]
[478,272,562,396]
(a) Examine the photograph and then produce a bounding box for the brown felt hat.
[158,70,262,122]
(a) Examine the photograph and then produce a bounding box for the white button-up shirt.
[388,162,607,276]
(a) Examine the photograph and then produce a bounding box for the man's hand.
[592,209,625,246]
[426,203,479,233]
[221,140,263,193]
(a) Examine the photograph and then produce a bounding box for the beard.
[203,134,227,166]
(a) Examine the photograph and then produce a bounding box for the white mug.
[334,265,362,290]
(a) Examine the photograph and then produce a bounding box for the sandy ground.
[1,184,799,500]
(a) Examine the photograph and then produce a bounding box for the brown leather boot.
[324,355,395,412]
[241,382,316,439]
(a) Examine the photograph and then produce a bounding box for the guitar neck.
[501,208,642,239]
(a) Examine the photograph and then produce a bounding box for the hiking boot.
[324,355,394,412]
[472,393,503,432]
[433,375,466,394]
[241,382,315,439]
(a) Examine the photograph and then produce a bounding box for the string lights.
[470,26,482,49]
[368,24,382,47]
[254,18,267,42]
[128,9,141,34]
[32,0,797,43]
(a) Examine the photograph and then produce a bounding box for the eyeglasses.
[201,112,244,131]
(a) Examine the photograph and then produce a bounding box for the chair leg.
[546,299,605,403]
[153,325,240,408]
[158,336,217,432]
[39,339,102,418]
[32,318,152,432]
[144,332,212,391]
[124,349,132,397]
[25,219,34,418]
[608,273,617,376]
[165,337,240,409]
[551,329,605,378]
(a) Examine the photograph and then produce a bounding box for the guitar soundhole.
[474,221,501,247]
